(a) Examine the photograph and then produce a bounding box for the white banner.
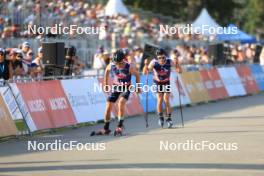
[61,78,108,123]
[217,67,246,97]
[0,86,23,120]
[0,84,37,132]
[170,72,191,106]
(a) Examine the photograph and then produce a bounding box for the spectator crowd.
[0,0,262,76]
[0,41,44,80]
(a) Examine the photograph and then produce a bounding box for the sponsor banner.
[199,69,216,100]
[61,78,107,123]
[136,74,157,112]
[0,84,37,132]
[217,67,246,97]
[207,68,229,99]
[16,80,77,130]
[181,71,210,103]
[200,68,229,100]
[249,64,264,91]
[170,72,191,106]
[98,77,144,117]
[236,65,259,94]
[0,86,23,120]
[0,94,18,137]
[9,83,37,132]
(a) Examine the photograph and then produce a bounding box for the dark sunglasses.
[157,56,165,60]
[0,52,4,56]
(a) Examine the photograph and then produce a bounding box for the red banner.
[199,69,216,100]
[98,77,144,117]
[207,68,229,99]
[236,65,259,94]
[16,80,77,130]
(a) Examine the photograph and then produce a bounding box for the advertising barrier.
[170,72,191,106]
[0,95,18,137]
[16,80,77,130]
[207,68,229,100]
[0,86,23,120]
[236,65,259,94]
[0,64,262,134]
[135,74,157,112]
[10,83,38,132]
[249,64,264,91]
[98,77,144,117]
[61,78,107,123]
[217,67,246,97]
[181,71,210,103]
[200,69,219,100]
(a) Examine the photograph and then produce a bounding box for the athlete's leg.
[164,92,173,128]
[163,92,172,116]
[157,92,163,114]
[157,92,164,127]
[103,101,113,130]
[117,97,127,128]
[97,91,119,134]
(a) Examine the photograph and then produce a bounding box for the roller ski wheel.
[90,129,111,136]
[114,127,123,136]
[158,118,164,128]
[166,119,173,128]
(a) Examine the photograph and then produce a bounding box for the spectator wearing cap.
[8,48,24,78]
[19,42,31,74]
[21,42,31,58]
[30,47,44,78]
[0,48,12,80]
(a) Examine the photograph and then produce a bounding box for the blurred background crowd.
[0,0,263,80]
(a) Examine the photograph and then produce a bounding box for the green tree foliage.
[242,0,263,34]
[123,0,263,35]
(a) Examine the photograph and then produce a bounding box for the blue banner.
[132,74,157,112]
[249,64,264,91]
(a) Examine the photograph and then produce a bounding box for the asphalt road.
[0,93,264,176]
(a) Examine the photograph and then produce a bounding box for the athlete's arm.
[104,64,111,88]
[142,59,148,75]
[143,59,154,75]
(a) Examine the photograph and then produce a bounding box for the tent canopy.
[216,24,256,43]
[104,0,129,16]
[192,8,221,35]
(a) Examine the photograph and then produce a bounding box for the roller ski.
[90,129,111,136]
[158,117,164,128]
[166,118,173,128]
[114,127,124,136]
